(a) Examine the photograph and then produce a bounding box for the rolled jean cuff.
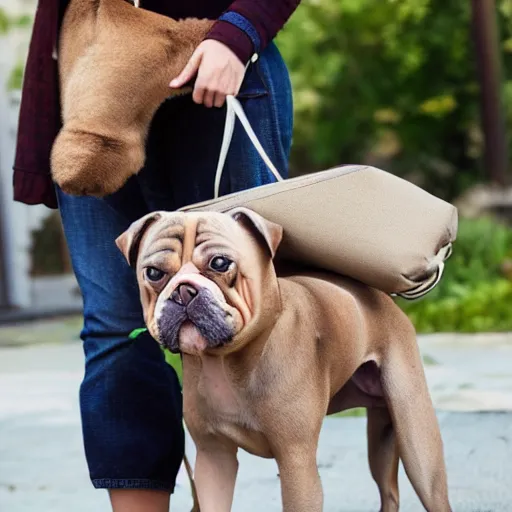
[92,478,175,492]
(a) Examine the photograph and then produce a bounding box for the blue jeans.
[57,42,293,492]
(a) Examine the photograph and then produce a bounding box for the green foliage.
[278,0,512,328]
[0,7,9,35]
[0,8,32,91]
[0,7,32,34]
[398,217,512,333]
[13,14,32,29]
[165,351,183,385]
[277,0,512,200]
[7,61,24,91]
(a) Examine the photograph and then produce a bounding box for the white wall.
[1,3,33,307]
[0,0,74,309]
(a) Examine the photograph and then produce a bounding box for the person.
[14,0,300,510]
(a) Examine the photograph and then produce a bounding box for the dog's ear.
[228,207,283,259]
[116,212,163,268]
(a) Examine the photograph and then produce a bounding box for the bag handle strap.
[214,55,284,198]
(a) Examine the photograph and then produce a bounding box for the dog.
[116,207,452,512]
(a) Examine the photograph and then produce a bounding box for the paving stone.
[1,333,511,511]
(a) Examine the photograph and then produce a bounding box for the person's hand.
[169,40,245,108]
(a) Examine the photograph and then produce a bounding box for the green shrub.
[276,0,512,201]
[398,217,512,333]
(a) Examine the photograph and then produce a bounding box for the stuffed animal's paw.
[51,127,144,197]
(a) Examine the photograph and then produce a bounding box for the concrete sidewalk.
[1,325,511,511]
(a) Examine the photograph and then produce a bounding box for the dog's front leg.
[194,439,238,512]
[275,448,323,512]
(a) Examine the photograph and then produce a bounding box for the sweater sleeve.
[205,0,301,63]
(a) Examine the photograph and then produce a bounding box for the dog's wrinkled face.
[116,208,282,355]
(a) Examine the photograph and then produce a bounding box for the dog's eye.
[145,267,166,282]
[209,256,232,273]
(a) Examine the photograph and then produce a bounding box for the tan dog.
[51,0,213,197]
[116,208,452,512]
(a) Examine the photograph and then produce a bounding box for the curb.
[0,306,82,326]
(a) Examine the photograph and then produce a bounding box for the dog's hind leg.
[367,407,399,512]
[380,328,451,512]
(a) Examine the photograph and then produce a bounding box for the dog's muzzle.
[157,283,235,353]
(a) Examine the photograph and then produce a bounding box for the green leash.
[128,327,148,340]
[128,327,183,385]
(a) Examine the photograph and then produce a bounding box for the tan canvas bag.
[180,97,458,300]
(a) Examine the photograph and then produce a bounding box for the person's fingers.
[193,64,213,105]
[213,91,227,108]
[202,87,216,108]
[177,41,245,106]
[212,74,234,108]
[192,83,207,105]
[169,49,203,88]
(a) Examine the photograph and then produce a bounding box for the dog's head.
[116,208,283,355]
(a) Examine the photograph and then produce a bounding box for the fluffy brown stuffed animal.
[51,0,213,197]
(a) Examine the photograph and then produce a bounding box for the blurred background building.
[0,0,80,318]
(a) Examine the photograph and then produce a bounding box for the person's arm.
[170,0,301,108]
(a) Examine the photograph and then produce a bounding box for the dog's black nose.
[171,283,198,306]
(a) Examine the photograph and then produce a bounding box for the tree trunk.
[471,0,509,185]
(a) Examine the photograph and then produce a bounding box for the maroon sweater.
[13,0,300,209]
